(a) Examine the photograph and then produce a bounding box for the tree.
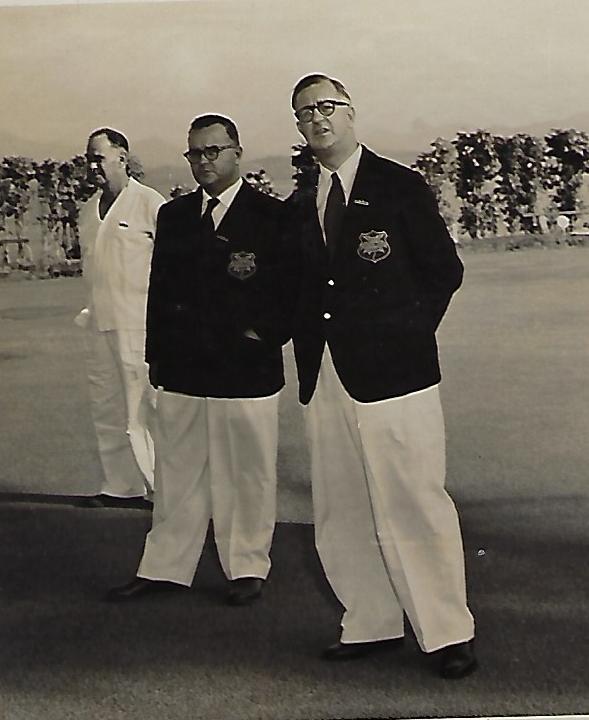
[414,137,457,194]
[32,155,94,272]
[494,133,546,233]
[170,184,191,199]
[291,143,318,195]
[245,168,279,197]
[414,137,459,230]
[0,156,36,239]
[452,131,500,239]
[544,128,589,212]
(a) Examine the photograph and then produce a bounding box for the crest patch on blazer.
[357,230,391,263]
[227,251,257,280]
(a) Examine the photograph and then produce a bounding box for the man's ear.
[235,146,243,161]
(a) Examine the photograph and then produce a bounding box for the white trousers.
[137,390,279,586]
[85,328,154,497]
[305,347,475,652]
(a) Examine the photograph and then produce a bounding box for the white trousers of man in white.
[305,346,475,653]
[85,328,154,498]
[137,389,279,586]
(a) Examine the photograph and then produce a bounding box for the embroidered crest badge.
[357,230,391,263]
[227,251,257,280]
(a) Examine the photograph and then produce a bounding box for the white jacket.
[79,177,165,331]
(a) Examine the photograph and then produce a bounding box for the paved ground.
[0,498,588,720]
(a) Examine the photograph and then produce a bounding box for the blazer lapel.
[347,146,381,211]
[348,146,403,212]
[215,181,250,240]
[183,187,204,243]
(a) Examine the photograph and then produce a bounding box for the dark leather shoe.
[322,637,404,661]
[77,494,108,508]
[104,577,186,602]
[438,640,478,679]
[77,494,151,510]
[227,577,264,606]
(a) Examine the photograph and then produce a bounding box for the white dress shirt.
[316,143,362,239]
[201,177,243,229]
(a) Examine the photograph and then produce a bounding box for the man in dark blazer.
[106,114,293,606]
[288,74,477,678]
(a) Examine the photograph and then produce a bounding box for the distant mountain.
[3,112,589,167]
[142,150,424,199]
[141,156,294,198]
[143,163,194,197]
[0,129,78,161]
[4,112,589,200]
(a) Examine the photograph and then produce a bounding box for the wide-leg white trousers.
[305,347,475,652]
[137,390,279,586]
[85,328,154,497]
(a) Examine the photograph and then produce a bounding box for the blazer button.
[327,279,335,286]
[323,312,331,320]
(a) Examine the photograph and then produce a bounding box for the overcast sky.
[2,0,589,162]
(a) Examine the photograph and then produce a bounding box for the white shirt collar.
[95,176,136,223]
[201,177,243,214]
[318,144,362,203]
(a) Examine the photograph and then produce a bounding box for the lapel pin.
[353,199,370,206]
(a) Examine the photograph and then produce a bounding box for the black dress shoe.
[104,577,186,602]
[77,494,108,508]
[438,640,478,679]
[227,577,264,606]
[77,494,151,510]
[322,637,404,661]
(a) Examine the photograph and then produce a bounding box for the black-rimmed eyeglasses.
[183,145,237,163]
[294,100,350,123]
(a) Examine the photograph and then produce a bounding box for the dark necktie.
[323,172,346,261]
[201,196,220,237]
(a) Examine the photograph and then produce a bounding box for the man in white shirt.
[78,128,165,507]
[105,115,294,605]
[288,74,477,679]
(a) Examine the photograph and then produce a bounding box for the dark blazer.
[288,146,464,404]
[146,181,294,398]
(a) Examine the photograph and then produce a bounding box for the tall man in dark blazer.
[106,114,292,606]
[288,74,477,678]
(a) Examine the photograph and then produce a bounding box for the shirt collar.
[96,176,133,220]
[318,144,362,202]
[201,177,243,213]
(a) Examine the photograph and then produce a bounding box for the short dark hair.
[88,127,129,152]
[188,114,240,145]
[291,74,351,109]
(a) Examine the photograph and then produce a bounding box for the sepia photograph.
[0,1,588,718]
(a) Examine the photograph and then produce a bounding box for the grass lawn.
[1,246,587,517]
